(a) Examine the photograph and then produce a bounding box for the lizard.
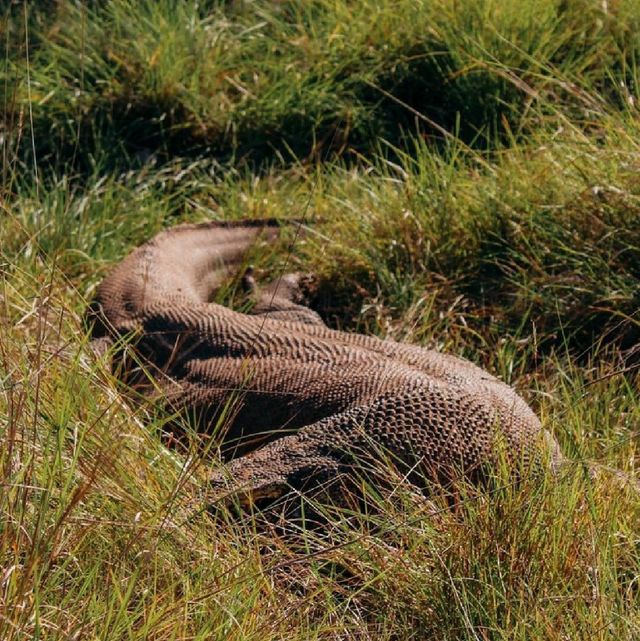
[89,219,566,512]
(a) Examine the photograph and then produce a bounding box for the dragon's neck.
[92,220,280,333]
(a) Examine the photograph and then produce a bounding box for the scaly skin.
[90,220,564,508]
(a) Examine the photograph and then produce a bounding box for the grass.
[1,0,639,639]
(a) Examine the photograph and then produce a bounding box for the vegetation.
[1,1,638,638]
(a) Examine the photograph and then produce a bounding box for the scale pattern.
[91,220,564,505]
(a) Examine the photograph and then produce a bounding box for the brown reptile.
[90,220,566,510]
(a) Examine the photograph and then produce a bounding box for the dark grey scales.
[90,220,566,509]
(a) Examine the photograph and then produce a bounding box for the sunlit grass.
[1,0,639,639]
[4,0,640,166]
[0,269,637,638]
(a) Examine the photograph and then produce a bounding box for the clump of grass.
[4,0,640,170]
[289,119,640,359]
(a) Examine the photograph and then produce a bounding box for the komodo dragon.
[90,219,565,510]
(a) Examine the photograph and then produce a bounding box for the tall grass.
[4,0,640,167]
[0,271,637,639]
[1,1,639,639]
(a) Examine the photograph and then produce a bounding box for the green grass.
[1,1,639,639]
[5,0,640,167]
